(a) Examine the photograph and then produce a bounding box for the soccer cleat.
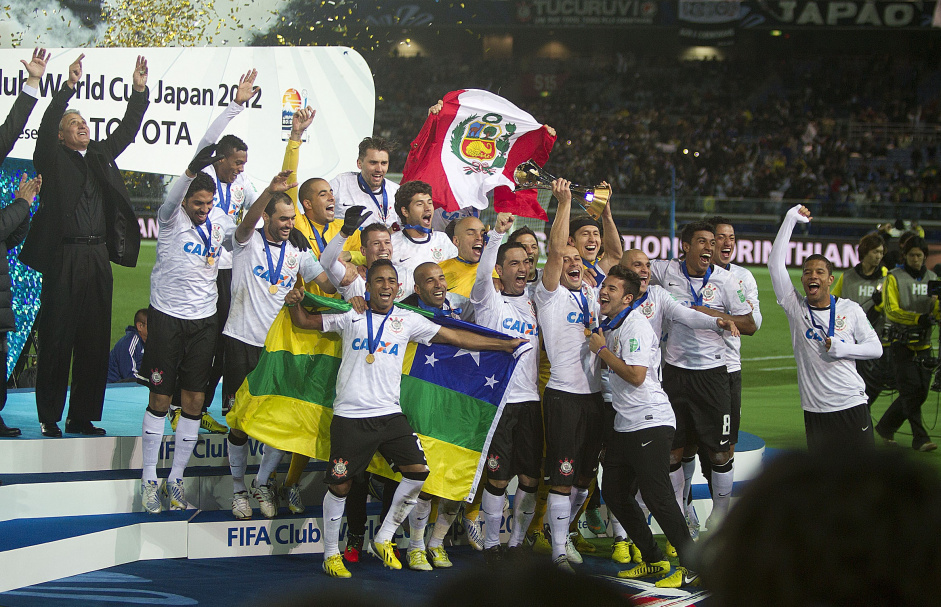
[484,545,505,570]
[565,533,583,564]
[655,566,701,588]
[618,560,671,579]
[572,529,596,553]
[528,529,552,555]
[322,554,352,579]
[665,540,678,558]
[200,412,227,434]
[407,548,433,571]
[371,540,402,570]
[554,554,575,573]
[344,533,364,563]
[427,546,453,568]
[687,505,701,541]
[585,507,605,536]
[631,542,643,563]
[266,477,281,511]
[285,483,305,514]
[252,479,278,518]
[611,539,634,564]
[162,479,188,511]
[169,408,181,432]
[917,442,938,452]
[464,516,483,551]
[232,490,252,520]
[141,480,161,514]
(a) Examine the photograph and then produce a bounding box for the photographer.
[875,236,939,452]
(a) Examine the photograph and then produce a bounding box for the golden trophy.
[513,160,611,219]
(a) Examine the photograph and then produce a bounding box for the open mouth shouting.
[421,210,433,229]
[806,279,821,297]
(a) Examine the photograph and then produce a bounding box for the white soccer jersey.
[337,272,415,303]
[533,281,601,394]
[723,263,762,373]
[223,230,324,347]
[472,230,540,403]
[650,259,752,370]
[330,172,399,230]
[605,311,675,433]
[391,230,458,277]
[322,308,440,418]
[770,207,883,414]
[150,175,224,320]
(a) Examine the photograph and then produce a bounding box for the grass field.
[111,244,941,474]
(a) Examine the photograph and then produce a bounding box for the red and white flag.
[403,89,556,220]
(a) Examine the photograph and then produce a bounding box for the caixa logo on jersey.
[502,318,539,336]
[566,311,596,326]
[227,521,321,547]
[351,338,400,356]
[253,266,295,290]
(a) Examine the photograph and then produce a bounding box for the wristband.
[596,345,607,355]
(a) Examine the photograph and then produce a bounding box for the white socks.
[256,446,284,486]
[710,459,734,524]
[428,499,460,549]
[168,414,199,482]
[481,485,506,549]
[375,477,424,544]
[408,497,432,551]
[228,438,248,493]
[547,491,569,560]
[141,410,165,483]
[508,486,537,548]
[568,486,589,523]
[322,490,346,558]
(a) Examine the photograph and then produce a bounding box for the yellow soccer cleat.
[322,554,352,578]
[617,560,671,579]
[169,408,180,432]
[631,541,643,563]
[572,529,596,554]
[611,540,633,564]
[371,540,402,570]
[655,566,700,588]
[407,548,433,571]
[528,529,552,555]
[427,546,453,568]
[200,412,228,434]
[665,540,678,558]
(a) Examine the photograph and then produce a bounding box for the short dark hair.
[898,230,918,249]
[367,258,398,282]
[858,233,886,260]
[217,134,248,158]
[681,220,715,244]
[265,192,293,216]
[605,265,641,300]
[298,177,328,206]
[134,308,148,326]
[903,235,929,258]
[358,136,395,160]
[361,223,391,243]
[394,180,433,223]
[708,215,734,230]
[803,253,834,276]
[497,241,527,266]
[186,171,216,200]
[508,225,538,244]
[569,215,600,240]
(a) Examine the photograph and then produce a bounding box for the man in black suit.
[0,48,49,438]
[20,53,149,437]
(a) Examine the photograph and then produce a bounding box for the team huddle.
[90,67,898,588]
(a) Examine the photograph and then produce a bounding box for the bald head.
[414,262,447,308]
[620,249,651,293]
[452,216,486,263]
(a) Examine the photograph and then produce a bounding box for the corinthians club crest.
[450,112,515,175]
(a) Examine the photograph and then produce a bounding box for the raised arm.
[0,174,40,246]
[597,187,623,273]
[281,106,315,205]
[431,326,526,353]
[195,69,258,151]
[542,179,572,292]
[98,56,150,160]
[472,213,513,304]
[34,54,82,174]
[0,48,46,162]
[235,170,297,244]
[159,173,194,222]
[770,204,810,305]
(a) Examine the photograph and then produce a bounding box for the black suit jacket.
[20,84,149,275]
[0,90,37,331]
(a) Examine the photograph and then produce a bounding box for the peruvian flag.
[403,89,556,220]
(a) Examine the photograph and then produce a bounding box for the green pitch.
[110,249,941,474]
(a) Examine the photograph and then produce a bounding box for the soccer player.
[875,235,939,452]
[138,147,226,514]
[568,199,622,286]
[331,137,399,230]
[390,180,458,278]
[285,260,525,578]
[439,215,486,319]
[471,211,542,567]
[769,205,883,452]
[223,169,334,520]
[589,266,701,589]
[533,179,604,571]
[832,233,890,406]
[649,222,756,530]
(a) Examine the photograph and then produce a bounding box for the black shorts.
[139,306,217,396]
[543,388,605,486]
[804,403,874,453]
[729,370,742,445]
[485,400,543,482]
[662,363,732,453]
[324,413,426,485]
[222,336,263,403]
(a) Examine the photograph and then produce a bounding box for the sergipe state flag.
[403,89,556,220]
[227,293,528,502]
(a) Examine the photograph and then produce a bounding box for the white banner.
[0,46,375,185]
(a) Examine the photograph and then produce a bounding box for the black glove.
[288,228,311,252]
[341,205,371,237]
[871,288,883,306]
[188,144,225,174]
[918,313,932,329]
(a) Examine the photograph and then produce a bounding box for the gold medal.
[366,353,375,364]
[584,327,591,337]
[206,256,215,266]
[268,284,279,295]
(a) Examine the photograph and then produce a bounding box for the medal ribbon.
[366,306,393,358]
[195,217,214,262]
[583,258,605,284]
[570,287,593,333]
[306,216,330,256]
[680,262,714,306]
[417,297,462,318]
[807,295,837,339]
[215,177,231,215]
[357,173,388,223]
[402,224,433,235]
[262,231,287,290]
[600,304,632,333]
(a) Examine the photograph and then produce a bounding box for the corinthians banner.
[0,47,375,184]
